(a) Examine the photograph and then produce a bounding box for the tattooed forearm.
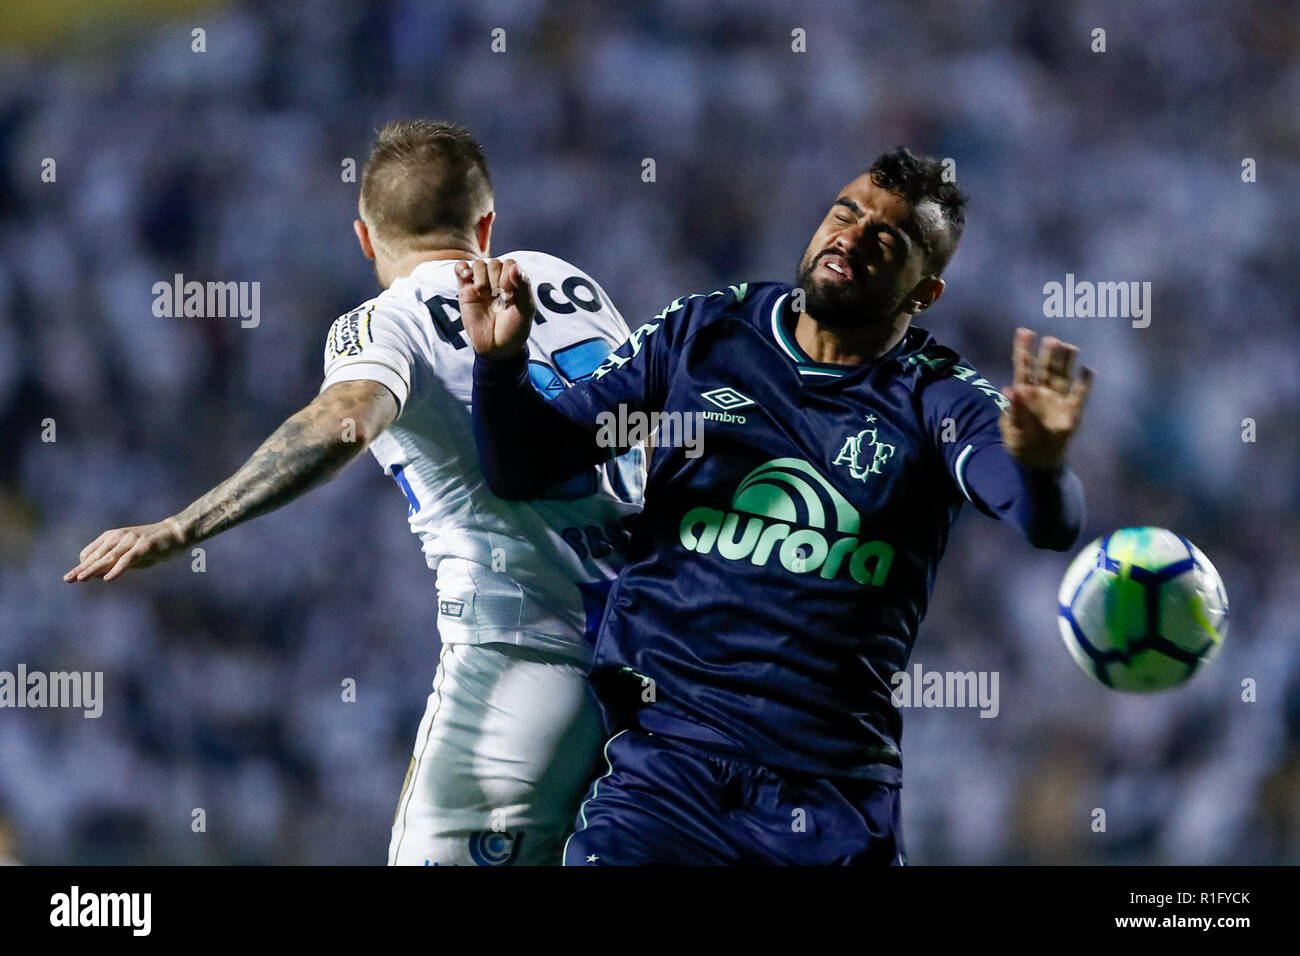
[175,414,352,542]
[172,380,398,544]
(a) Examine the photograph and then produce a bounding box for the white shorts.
[387,641,605,866]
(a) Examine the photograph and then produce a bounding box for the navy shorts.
[562,729,906,866]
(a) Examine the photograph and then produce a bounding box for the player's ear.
[354,219,376,260]
[908,276,945,314]
[476,211,495,256]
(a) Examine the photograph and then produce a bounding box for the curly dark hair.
[867,147,967,274]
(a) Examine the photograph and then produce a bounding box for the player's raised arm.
[64,379,397,582]
[460,257,666,499]
[923,328,1091,551]
[998,327,1093,470]
[979,327,1090,549]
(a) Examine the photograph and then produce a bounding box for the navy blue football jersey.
[541,281,1013,782]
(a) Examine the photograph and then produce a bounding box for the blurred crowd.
[0,0,1296,863]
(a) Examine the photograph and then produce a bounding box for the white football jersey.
[321,251,644,662]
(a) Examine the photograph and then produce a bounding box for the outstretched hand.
[65,519,188,582]
[999,327,1093,470]
[455,258,535,359]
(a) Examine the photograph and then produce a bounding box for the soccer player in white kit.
[66,120,643,865]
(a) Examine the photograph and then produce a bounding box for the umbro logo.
[699,387,753,425]
[701,387,755,411]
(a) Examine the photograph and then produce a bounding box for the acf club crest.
[833,415,896,483]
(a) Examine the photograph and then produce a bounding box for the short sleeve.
[320,301,429,414]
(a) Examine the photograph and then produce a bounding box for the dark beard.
[796,252,901,329]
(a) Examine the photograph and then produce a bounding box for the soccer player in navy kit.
[457,148,1093,865]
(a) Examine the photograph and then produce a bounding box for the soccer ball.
[1057,527,1229,692]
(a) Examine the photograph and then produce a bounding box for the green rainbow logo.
[680,458,893,585]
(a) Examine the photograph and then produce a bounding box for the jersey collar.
[769,291,927,381]
[769,293,852,379]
